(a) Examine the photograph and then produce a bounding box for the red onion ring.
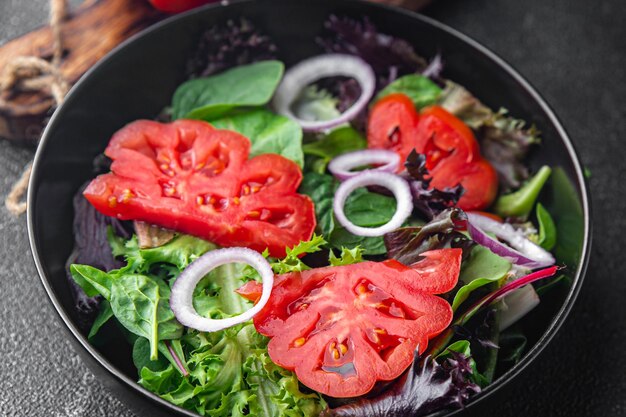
[334,171,413,237]
[170,248,273,332]
[328,149,400,181]
[272,54,376,132]
[467,212,555,269]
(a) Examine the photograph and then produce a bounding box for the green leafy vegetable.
[303,126,366,173]
[88,300,113,339]
[494,166,551,218]
[298,172,396,255]
[290,86,341,122]
[110,274,183,360]
[172,60,284,120]
[270,234,327,274]
[375,74,442,108]
[329,246,364,266]
[536,203,557,251]
[436,340,489,387]
[298,173,336,238]
[497,328,528,365]
[211,109,304,167]
[452,246,511,311]
[70,264,114,299]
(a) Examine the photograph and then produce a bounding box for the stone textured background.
[1,0,624,416]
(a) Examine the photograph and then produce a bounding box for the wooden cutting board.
[0,0,431,144]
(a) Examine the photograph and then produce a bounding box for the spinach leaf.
[452,245,511,311]
[375,74,442,108]
[299,172,336,238]
[88,300,113,339]
[210,109,304,167]
[110,274,183,360]
[172,60,284,120]
[536,203,557,251]
[133,337,170,373]
[303,126,366,172]
[299,172,396,255]
[70,264,115,300]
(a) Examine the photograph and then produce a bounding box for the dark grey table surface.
[1,0,624,416]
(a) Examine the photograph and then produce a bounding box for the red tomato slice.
[84,120,315,257]
[367,95,498,210]
[238,249,462,398]
[148,0,216,13]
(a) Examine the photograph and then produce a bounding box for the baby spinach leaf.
[88,300,113,339]
[452,246,511,311]
[303,126,366,172]
[133,337,170,373]
[110,274,183,360]
[172,60,284,120]
[536,203,557,251]
[70,264,115,300]
[375,74,442,108]
[211,109,304,167]
[299,172,337,238]
[299,172,396,255]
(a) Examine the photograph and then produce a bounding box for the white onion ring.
[467,212,555,269]
[328,150,401,181]
[272,54,376,132]
[333,171,413,237]
[170,248,273,332]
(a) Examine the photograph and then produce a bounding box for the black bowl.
[27,0,591,416]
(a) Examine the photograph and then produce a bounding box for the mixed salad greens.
[67,16,563,417]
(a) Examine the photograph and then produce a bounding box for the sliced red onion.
[499,284,540,331]
[422,54,444,79]
[272,54,376,132]
[328,150,400,181]
[334,171,413,237]
[170,248,273,333]
[467,212,555,269]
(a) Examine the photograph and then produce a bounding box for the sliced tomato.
[367,94,498,210]
[148,0,216,13]
[238,249,462,398]
[84,120,315,257]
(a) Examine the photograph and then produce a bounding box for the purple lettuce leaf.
[325,354,480,417]
[65,183,131,331]
[384,208,474,266]
[405,150,465,219]
[186,18,278,79]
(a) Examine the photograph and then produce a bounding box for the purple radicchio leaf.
[317,15,428,88]
[384,208,475,266]
[186,18,278,79]
[325,354,480,417]
[65,183,131,331]
[405,150,465,219]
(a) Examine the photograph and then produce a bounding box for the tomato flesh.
[84,120,315,257]
[148,0,216,13]
[367,94,498,210]
[238,249,462,398]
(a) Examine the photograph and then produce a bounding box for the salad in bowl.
[28,3,588,417]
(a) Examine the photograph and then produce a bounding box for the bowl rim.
[27,0,592,415]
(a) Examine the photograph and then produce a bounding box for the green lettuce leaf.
[375,74,442,108]
[172,60,284,120]
[452,245,511,312]
[210,109,304,167]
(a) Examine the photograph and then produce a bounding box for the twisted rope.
[2,0,68,216]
